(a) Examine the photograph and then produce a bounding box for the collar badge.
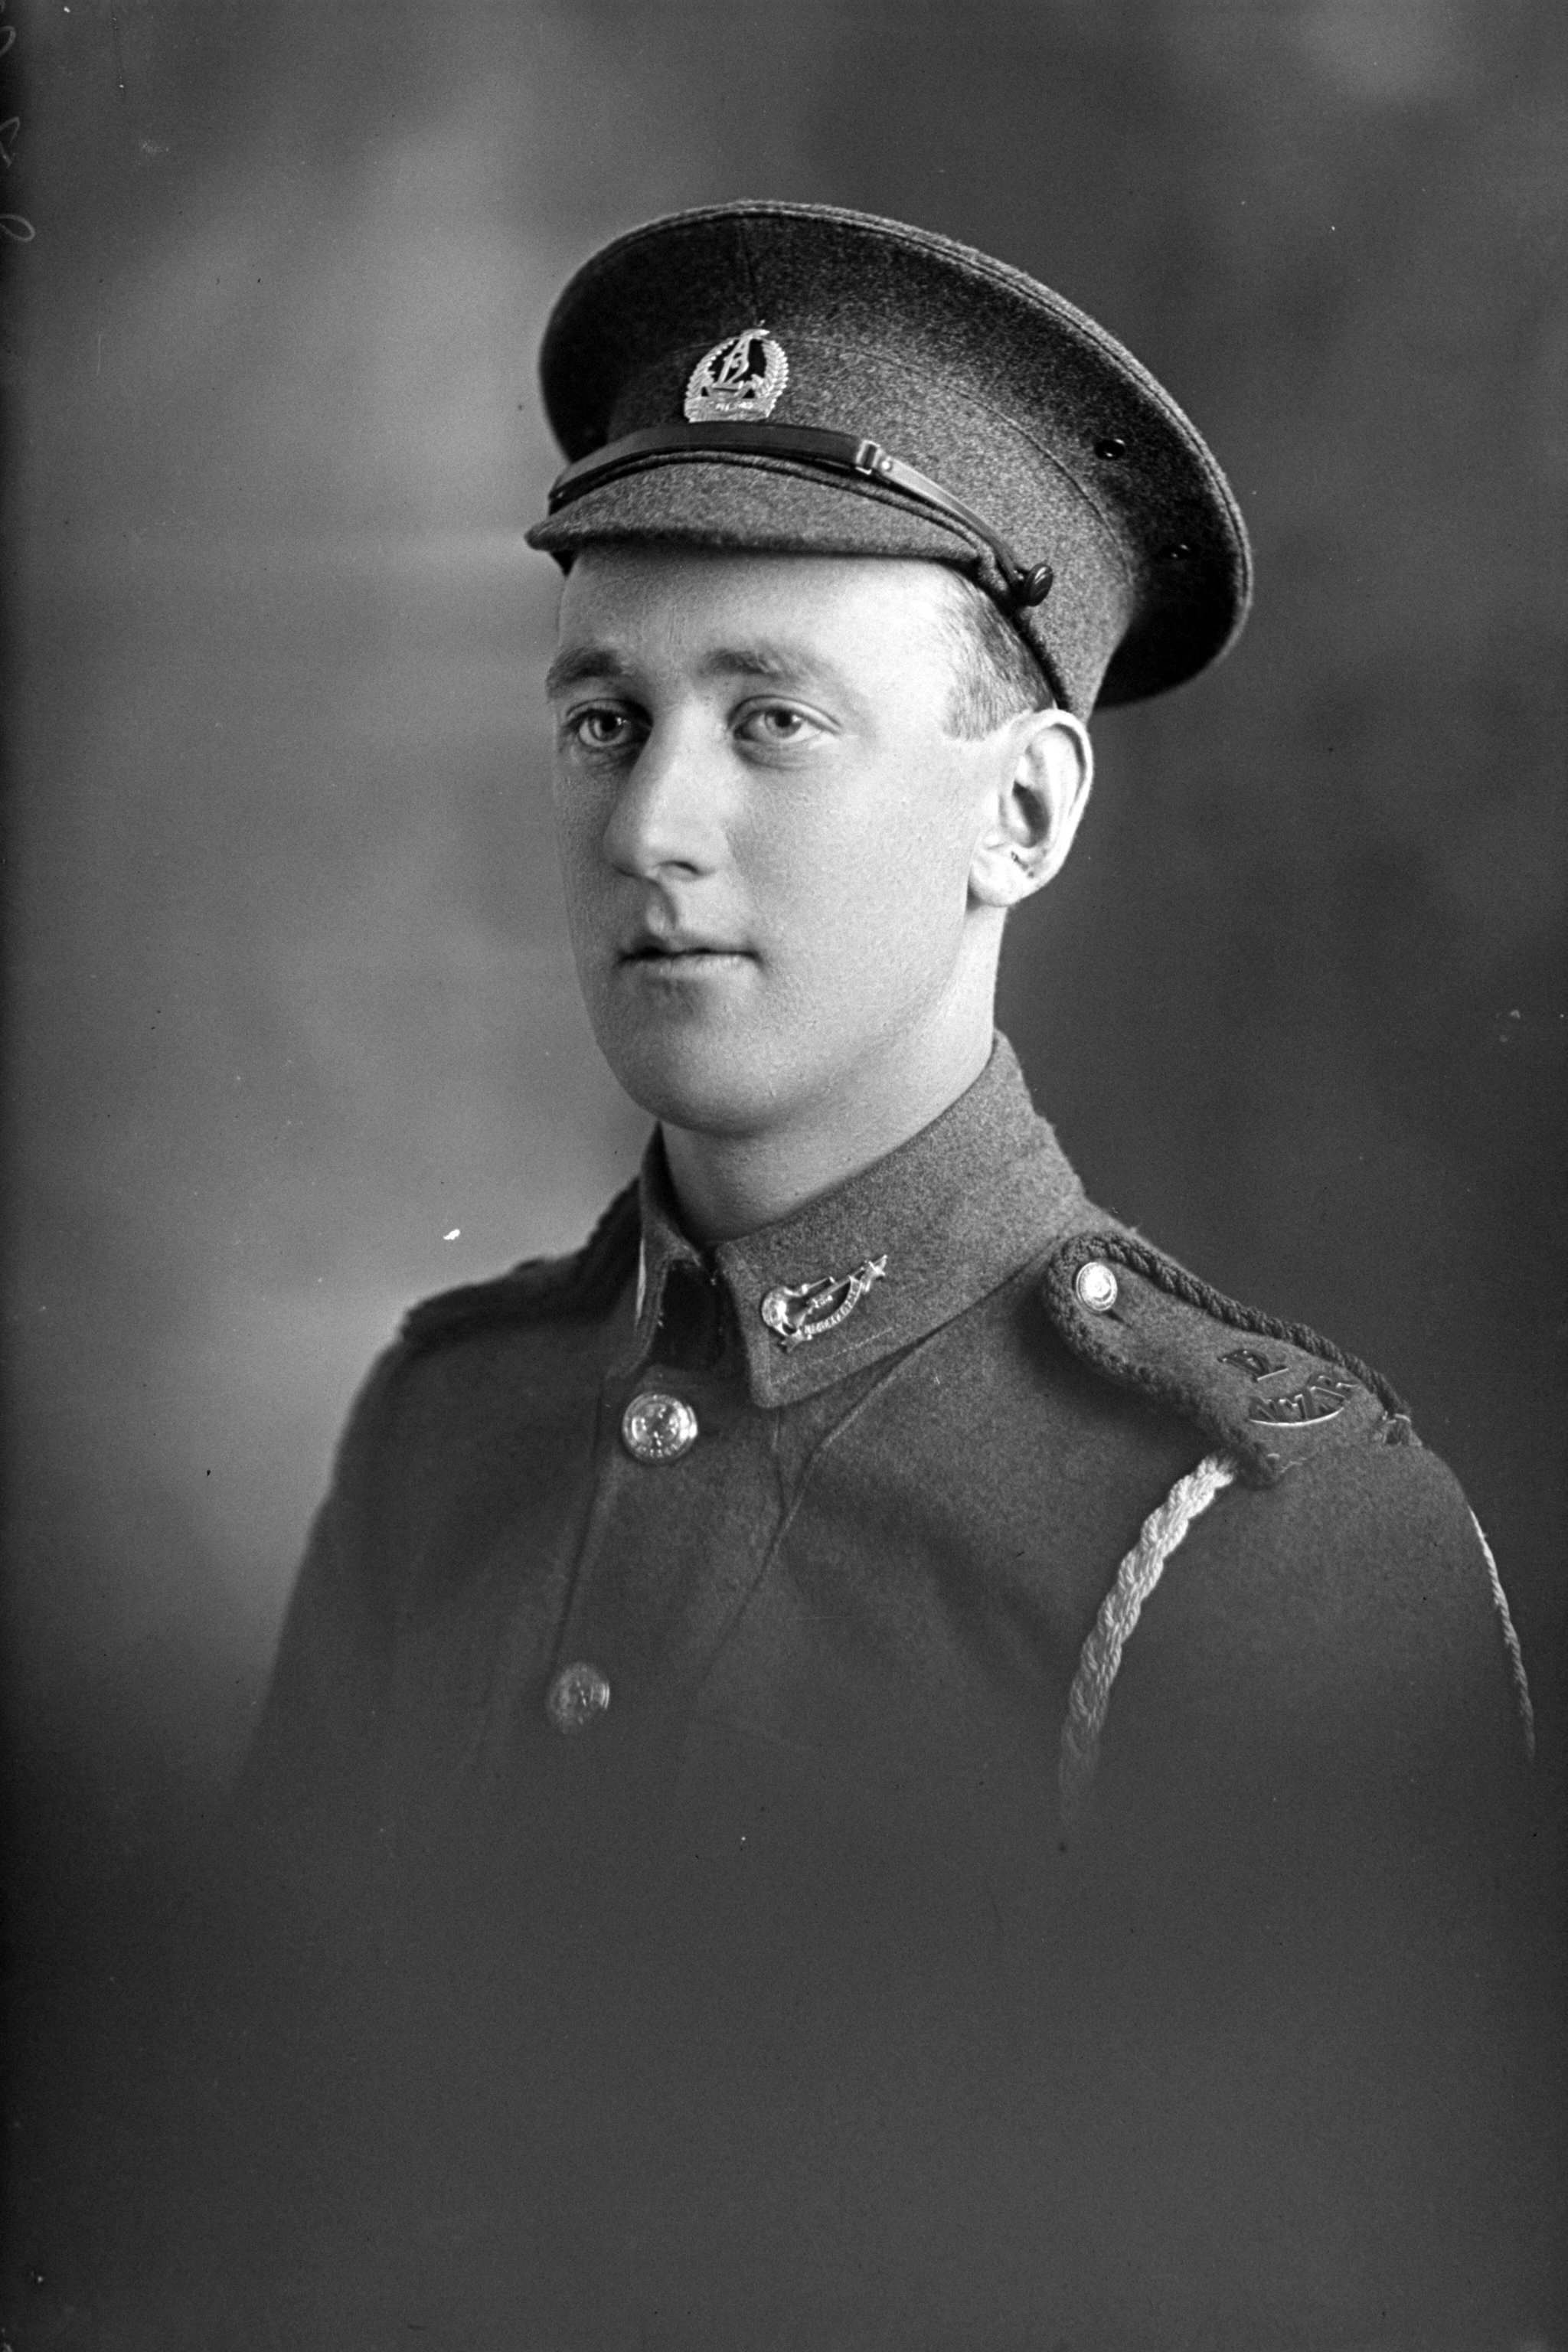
[684,325,789,423]
[760,1255,887,1352]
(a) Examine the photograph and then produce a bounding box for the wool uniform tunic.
[182,1040,1541,2350]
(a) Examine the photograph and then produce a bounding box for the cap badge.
[684,325,789,423]
[760,1255,887,1352]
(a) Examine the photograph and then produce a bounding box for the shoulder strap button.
[1074,1261,1120,1313]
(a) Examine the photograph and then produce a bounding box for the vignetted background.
[4,0,1565,2327]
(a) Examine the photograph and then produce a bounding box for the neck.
[661,1010,998,1245]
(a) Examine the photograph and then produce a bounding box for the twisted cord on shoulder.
[1073,1233,1410,1422]
[1468,1510,1537,1762]
[1059,1449,1240,1834]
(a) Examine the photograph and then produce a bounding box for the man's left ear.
[969,710,1093,907]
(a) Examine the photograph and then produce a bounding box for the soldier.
[167,204,1547,2348]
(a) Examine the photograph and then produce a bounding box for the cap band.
[547,421,1056,610]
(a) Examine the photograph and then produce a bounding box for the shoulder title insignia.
[760,1255,887,1351]
[1219,1344,1361,1426]
[684,325,789,422]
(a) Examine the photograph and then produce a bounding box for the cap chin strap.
[546,421,1055,612]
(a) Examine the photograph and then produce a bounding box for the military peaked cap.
[526,201,1252,715]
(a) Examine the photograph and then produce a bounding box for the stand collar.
[629,1036,1089,1407]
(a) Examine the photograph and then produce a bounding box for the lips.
[619,926,751,963]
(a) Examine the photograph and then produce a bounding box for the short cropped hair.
[939,570,1056,735]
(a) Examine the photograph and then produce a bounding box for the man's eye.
[738,704,815,745]
[568,708,638,752]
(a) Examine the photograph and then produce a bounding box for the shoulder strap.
[399,1181,641,1351]
[1040,1227,1412,1488]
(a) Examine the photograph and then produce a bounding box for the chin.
[591,1004,795,1138]
[606,1046,780,1138]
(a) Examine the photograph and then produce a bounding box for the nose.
[601,712,727,880]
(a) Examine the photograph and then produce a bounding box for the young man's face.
[547,545,1036,1144]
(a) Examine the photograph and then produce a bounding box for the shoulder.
[1037,1223,1412,1488]
[319,1181,641,1517]
[1035,1222,1534,1791]
[397,1180,641,1351]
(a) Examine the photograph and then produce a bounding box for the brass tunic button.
[547,1661,610,1734]
[621,1390,699,1464]
[1075,1261,1119,1313]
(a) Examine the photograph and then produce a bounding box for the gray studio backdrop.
[5,0,1565,2301]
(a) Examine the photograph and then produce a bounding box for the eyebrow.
[544,641,846,699]
[544,645,626,697]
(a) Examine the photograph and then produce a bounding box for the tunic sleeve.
[1076,1435,1557,2338]
[136,1350,409,2337]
